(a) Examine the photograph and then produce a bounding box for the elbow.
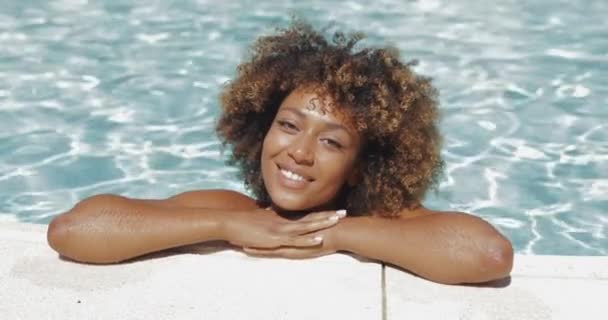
[437,237,514,285]
[47,193,120,250]
[46,194,123,264]
[47,214,119,264]
[47,214,72,256]
[479,236,514,281]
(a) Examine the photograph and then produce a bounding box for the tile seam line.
[381,263,387,320]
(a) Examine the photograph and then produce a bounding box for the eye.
[277,120,298,132]
[322,138,342,149]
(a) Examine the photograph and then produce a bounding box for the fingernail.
[314,236,323,242]
[336,209,347,217]
[329,215,339,222]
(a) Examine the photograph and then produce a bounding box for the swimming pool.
[1,0,606,255]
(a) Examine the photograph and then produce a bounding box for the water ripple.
[0,0,606,255]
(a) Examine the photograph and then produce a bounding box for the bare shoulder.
[398,205,494,228]
[163,189,260,210]
[397,204,439,220]
[78,189,260,212]
[396,205,474,220]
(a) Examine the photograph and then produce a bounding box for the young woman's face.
[261,87,362,212]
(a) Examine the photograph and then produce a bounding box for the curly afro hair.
[216,20,444,217]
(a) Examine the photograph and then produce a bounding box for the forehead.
[279,88,353,125]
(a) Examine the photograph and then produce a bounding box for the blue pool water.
[0,0,606,255]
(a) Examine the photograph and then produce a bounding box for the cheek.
[317,153,356,184]
[262,127,290,154]
[261,132,277,160]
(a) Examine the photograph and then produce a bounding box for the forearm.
[333,213,513,284]
[47,194,227,264]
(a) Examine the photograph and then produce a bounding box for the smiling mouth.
[280,168,306,181]
[276,164,313,189]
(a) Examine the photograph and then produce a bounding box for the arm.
[47,190,343,264]
[332,209,514,284]
[47,190,258,264]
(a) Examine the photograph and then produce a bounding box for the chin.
[269,193,312,212]
[268,189,338,213]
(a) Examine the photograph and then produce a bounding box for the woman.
[47,21,513,285]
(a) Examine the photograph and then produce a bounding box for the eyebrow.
[280,107,351,133]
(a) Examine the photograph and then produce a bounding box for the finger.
[282,234,324,247]
[298,209,347,222]
[281,215,341,236]
[282,249,325,259]
[244,247,294,258]
[243,247,319,259]
[243,247,280,257]
[279,210,347,236]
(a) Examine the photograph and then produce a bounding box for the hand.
[242,227,339,259]
[222,208,346,249]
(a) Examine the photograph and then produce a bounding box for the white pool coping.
[1,221,606,319]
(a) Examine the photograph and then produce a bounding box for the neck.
[269,198,342,220]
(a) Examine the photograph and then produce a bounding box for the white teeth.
[280,169,305,181]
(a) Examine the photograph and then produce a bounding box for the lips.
[275,163,314,190]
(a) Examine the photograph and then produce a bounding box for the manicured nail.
[336,209,347,217]
[328,215,339,222]
[313,236,323,243]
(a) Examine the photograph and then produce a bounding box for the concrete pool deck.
[1,221,606,319]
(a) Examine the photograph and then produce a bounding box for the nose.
[288,135,315,166]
